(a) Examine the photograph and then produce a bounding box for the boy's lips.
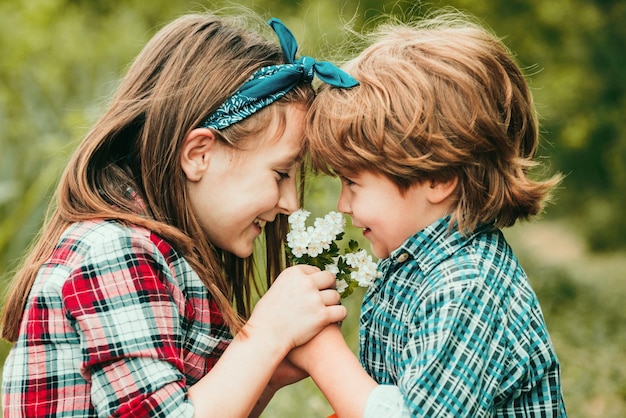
[350,220,371,237]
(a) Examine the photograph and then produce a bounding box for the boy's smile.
[337,171,456,259]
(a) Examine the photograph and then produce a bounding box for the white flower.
[345,250,378,288]
[287,209,377,298]
[306,239,325,258]
[315,211,345,240]
[325,263,339,275]
[286,229,310,258]
[306,212,344,255]
[288,209,310,231]
[336,278,349,294]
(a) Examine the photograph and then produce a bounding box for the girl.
[1,12,357,417]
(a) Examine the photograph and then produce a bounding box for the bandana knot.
[298,56,315,83]
[201,18,358,130]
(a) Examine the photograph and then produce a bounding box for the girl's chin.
[229,226,262,257]
[231,247,254,258]
[226,237,256,258]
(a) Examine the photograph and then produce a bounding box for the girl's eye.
[276,171,291,181]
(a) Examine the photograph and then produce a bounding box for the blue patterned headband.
[200,18,359,130]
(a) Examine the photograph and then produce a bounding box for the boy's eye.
[341,176,355,186]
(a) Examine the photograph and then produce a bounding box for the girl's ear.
[427,176,459,204]
[180,128,217,182]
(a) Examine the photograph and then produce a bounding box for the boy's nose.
[337,187,351,214]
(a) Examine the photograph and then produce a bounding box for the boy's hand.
[271,358,309,390]
[288,324,344,372]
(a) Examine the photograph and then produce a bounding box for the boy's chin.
[369,245,388,260]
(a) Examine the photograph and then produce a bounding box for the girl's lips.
[253,218,267,234]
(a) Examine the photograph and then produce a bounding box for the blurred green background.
[1,0,624,416]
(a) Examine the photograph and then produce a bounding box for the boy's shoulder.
[398,218,499,272]
[388,220,513,292]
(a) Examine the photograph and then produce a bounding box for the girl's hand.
[246,264,346,353]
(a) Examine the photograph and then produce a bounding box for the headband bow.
[201,18,358,130]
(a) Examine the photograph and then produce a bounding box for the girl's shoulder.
[53,219,199,293]
[62,219,152,244]
[54,220,181,270]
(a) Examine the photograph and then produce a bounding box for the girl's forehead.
[236,108,306,163]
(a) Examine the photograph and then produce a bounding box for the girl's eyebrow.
[271,155,300,173]
[282,145,307,167]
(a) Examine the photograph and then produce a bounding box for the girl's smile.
[184,104,306,258]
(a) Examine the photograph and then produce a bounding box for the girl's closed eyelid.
[275,164,298,180]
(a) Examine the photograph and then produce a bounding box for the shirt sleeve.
[364,385,412,418]
[61,230,195,417]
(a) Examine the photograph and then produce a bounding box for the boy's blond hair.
[307,12,561,234]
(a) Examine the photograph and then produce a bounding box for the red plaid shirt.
[2,220,232,417]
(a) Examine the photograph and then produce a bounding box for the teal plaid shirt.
[360,217,567,417]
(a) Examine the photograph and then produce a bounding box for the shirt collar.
[381,216,493,276]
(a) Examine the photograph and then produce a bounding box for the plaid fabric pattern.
[2,220,232,417]
[360,217,567,417]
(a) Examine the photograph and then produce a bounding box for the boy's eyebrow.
[336,169,353,178]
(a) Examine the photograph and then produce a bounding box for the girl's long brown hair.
[1,13,314,342]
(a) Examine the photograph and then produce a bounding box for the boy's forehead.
[336,167,369,179]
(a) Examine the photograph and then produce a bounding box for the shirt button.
[396,253,409,263]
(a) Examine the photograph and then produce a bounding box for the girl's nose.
[277,179,299,215]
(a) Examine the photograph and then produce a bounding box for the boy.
[289,11,567,417]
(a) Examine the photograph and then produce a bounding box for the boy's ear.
[180,128,217,182]
[427,177,459,204]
